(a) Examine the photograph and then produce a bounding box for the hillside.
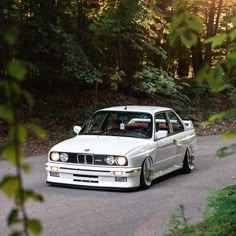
[1,82,234,156]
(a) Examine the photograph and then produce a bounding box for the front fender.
[126,144,155,167]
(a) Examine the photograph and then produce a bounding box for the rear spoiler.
[182,120,194,130]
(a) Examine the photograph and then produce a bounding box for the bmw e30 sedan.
[46,106,196,190]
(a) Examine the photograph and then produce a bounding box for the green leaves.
[0,173,44,235]
[9,125,27,145]
[217,144,236,158]
[134,65,189,102]
[7,209,43,235]
[180,31,198,48]
[23,190,44,203]
[0,175,20,198]
[1,144,22,164]
[204,109,236,125]
[21,164,31,173]
[202,110,236,155]
[196,66,226,93]
[222,131,236,141]
[169,0,202,48]
[4,31,17,45]
[27,219,42,236]
[28,124,47,140]
[0,105,14,122]
[166,185,236,235]
[8,209,20,226]
[205,34,227,48]
[166,204,190,235]
[0,123,46,166]
[10,231,23,236]
[7,61,27,81]
[1,29,45,235]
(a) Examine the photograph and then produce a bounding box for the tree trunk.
[191,37,204,75]
[177,48,190,78]
[39,0,57,23]
[0,4,6,79]
[204,0,216,66]
[214,0,223,35]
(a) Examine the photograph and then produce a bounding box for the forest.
[1,0,235,92]
[0,0,236,161]
[1,0,236,146]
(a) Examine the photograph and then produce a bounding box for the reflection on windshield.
[80,111,153,139]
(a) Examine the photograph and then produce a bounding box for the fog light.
[50,172,60,177]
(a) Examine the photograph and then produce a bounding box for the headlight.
[105,156,115,165]
[50,152,60,161]
[60,153,69,162]
[115,156,127,166]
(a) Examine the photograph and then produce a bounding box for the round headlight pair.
[106,156,115,165]
[59,153,69,162]
[50,152,59,161]
[105,156,127,166]
[50,152,68,162]
[116,156,127,166]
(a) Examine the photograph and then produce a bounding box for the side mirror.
[155,130,168,140]
[73,126,82,135]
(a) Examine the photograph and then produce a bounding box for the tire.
[182,148,195,174]
[140,157,153,190]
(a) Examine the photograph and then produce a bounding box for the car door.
[166,111,186,167]
[153,112,177,173]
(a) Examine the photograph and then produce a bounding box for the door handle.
[173,139,182,146]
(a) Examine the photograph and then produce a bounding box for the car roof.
[99,106,172,115]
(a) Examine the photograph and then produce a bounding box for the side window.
[155,113,170,133]
[167,111,184,133]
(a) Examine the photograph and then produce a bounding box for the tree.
[167,1,236,234]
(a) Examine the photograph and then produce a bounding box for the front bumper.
[46,162,141,189]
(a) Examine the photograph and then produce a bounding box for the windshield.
[80,111,153,139]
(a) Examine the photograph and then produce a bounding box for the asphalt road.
[0,136,235,236]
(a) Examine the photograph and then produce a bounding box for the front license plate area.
[115,177,127,182]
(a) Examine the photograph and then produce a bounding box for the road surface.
[0,136,235,236]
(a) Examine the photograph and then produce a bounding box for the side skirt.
[151,164,183,181]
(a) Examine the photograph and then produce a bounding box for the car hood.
[50,135,149,156]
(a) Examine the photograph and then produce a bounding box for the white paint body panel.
[46,106,196,189]
[50,135,148,157]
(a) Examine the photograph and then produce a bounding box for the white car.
[46,106,196,190]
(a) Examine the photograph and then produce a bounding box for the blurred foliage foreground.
[0,31,46,236]
[166,185,236,236]
[166,0,236,235]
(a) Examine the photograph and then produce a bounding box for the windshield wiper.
[81,131,103,135]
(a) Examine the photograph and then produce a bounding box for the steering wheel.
[126,129,147,138]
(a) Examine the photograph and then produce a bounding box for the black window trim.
[154,110,171,141]
[165,110,185,134]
